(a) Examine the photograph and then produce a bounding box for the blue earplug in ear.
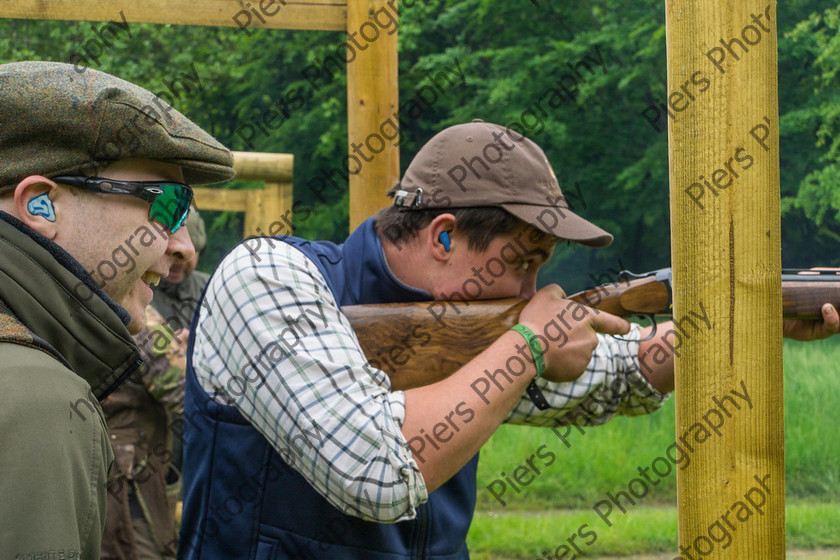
[28,193,56,222]
[439,231,451,252]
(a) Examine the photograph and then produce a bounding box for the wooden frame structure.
[193,151,294,238]
[1,0,398,232]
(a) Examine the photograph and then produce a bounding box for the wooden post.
[666,2,783,557]
[235,152,294,237]
[242,182,293,238]
[346,0,400,232]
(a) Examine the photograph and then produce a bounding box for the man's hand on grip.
[519,285,630,383]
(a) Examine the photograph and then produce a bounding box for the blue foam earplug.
[28,193,56,222]
[439,231,451,252]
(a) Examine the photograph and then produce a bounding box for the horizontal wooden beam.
[194,181,294,239]
[195,153,294,239]
[0,0,346,31]
[232,151,294,183]
[192,187,248,212]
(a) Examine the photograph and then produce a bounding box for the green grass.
[468,337,840,557]
[467,501,840,559]
[783,338,840,498]
[475,403,678,510]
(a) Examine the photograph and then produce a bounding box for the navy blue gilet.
[178,218,478,559]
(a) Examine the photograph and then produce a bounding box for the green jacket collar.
[0,212,141,400]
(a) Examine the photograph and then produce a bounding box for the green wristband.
[511,324,545,378]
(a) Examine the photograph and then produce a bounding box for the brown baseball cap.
[0,61,234,192]
[393,120,613,247]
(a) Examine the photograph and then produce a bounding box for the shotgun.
[343,268,840,391]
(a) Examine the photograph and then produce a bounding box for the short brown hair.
[374,205,552,251]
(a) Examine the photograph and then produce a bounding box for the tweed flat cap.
[0,61,235,192]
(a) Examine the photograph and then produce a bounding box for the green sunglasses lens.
[148,184,192,232]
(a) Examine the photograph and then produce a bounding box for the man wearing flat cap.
[0,61,234,559]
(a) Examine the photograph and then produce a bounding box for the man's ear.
[14,176,60,239]
[427,213,457,263]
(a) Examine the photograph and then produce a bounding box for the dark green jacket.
[0,212,141,559]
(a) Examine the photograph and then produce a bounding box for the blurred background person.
[149,209,210,478]
[102,208,211,559]
[101,305,187,560]
[151,209,210,333]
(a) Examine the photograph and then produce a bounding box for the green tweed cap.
[0,61,235,192]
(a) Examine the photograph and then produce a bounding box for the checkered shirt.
[191,240,669,522]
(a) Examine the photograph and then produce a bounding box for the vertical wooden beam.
[242,181,294,238]
[666,2,783,557]
[244,189,264,238]
[346,0,399,232]
[232,152,294,238]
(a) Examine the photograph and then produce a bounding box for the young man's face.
[55,159,195,334]
[435,225,556,301]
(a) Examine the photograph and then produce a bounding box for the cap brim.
[502,203,613,248]
[175,159,236,186]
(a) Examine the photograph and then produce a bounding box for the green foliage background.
[2,0,839,289]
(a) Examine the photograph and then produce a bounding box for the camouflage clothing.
[134,307,186,413]
[101,307,185,560]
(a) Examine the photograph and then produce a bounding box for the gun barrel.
[782,279,840,320]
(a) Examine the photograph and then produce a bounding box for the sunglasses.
[52,175,194,233]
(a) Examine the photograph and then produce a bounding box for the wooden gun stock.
[343,298,527,391]
[344,269,840,391]
[567,275,671,316]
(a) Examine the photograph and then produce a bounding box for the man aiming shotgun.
[179,120,836,559]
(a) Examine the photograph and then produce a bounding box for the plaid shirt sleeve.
[505,323,671,426]
[191,241,427,523]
